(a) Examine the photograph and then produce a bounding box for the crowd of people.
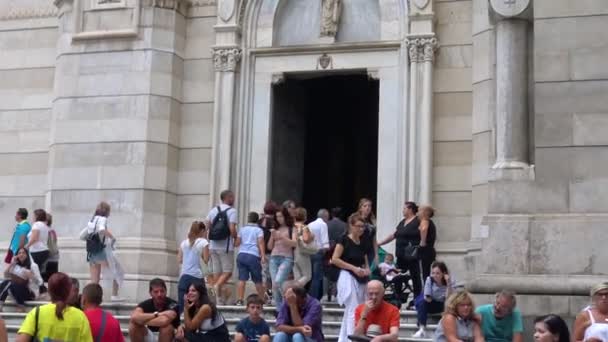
[2,191,608,342]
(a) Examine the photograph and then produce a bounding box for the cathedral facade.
[1,0,607,319]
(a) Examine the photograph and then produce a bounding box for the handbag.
[296,225,319,255]
[4,231,16,264]
[401,243,419,261]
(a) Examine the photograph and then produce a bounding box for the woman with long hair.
[357,198,378,266]
[176,282,230,342]
[177,221,209,314]
[0,247,43,312]
[79,201,124,301]
[433,291,484,342]
[25,209,50,277]
[16,272,92,342]
[292,207,314,286]
[534,314,570,342]
[331,213,371,342]
[418,205,438,284]
[268,206,297,309]
[258,201,278,303]
[573,282,608,342]
[414,261,456,338]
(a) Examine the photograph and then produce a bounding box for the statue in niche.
[320,0,342,37]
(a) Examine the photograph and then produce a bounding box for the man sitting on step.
[129,278,180,342]
[275,281,324,342]
[351,280,400,342]
[82,283,124,342]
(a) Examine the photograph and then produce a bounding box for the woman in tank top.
[574,282,608,342]
[434,290,483,342]
[267,206,297,309]
[357,198,378,266]
[177,282,230,342]
[177,221,209,314]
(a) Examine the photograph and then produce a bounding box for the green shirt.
[475,304,523,342]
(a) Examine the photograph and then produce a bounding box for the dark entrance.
[270,72,379,218]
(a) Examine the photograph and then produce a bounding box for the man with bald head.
[351,280,400,341]
[307,209,330,299]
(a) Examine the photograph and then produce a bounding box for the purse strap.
[33,306,40,341]
[96,310,107,342]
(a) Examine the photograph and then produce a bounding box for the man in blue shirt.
[10,208,31,255]
[475,290,524,342]
[275,281,323,342]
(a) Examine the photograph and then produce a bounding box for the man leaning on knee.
[351,280,400,342]
[129,278,180,342]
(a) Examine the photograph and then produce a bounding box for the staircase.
[0,300,437,341]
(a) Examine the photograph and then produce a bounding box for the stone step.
[1,301,437,341]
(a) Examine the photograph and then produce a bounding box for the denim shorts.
[237,253,262,283]
[88,249,107,265]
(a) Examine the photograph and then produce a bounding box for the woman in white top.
[0,247,43,312]
[573,282,608,342]
[25,209,50,275]
[44,213,59,282]
[177,221,209,314]
[80,201,123,301]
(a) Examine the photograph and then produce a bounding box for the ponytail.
[55,300,67,320]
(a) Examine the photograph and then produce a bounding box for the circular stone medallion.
[489,0,531,18]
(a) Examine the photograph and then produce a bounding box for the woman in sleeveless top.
[177,221,209,314]
[177,282,230,342]
[574,282,608,342]
[419,206,437,284]
[357,198,378,266]
[292,207,313,286]
[434,291,483,342]
[379,201,428,301]
[534,314,570,342]
[268,206,297,309]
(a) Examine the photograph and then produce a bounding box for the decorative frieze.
[0,3,58,21]
[212,47,242,72]
[405,37,438,63]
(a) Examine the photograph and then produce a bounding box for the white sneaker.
[111,296,126,302]
[412,328,426,338]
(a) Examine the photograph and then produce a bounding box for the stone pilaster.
[50,0,186,301]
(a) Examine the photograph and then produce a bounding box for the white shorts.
[144,327,158,342]
[210,250,234,274]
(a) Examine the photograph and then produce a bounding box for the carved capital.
[406,37,438,63]
[212,47,242,72]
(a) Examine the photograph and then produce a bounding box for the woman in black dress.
[379,201,436,303]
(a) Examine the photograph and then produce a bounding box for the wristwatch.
[154,311,159,318]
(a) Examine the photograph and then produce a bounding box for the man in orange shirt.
[352,280,400,341]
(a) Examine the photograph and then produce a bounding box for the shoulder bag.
[297,225,319,255]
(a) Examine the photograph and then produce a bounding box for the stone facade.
[0,0,607,314]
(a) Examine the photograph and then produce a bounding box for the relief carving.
[212,47,242,72]
[406,37,438,63]
[320,0,342,38]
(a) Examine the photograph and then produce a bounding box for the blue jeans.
[308,251,324,300]
[178,274,204,314]
[415,294,444,327]
[269,255,293,309]
[273,332,315,342]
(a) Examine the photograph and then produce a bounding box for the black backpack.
[209,206,232,241]
[86,218,105,261]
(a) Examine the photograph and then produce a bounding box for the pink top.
[270,226,294,258]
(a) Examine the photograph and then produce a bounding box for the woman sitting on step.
[16,272,92,342]
[433,290,484,342]
[413,261,457,338]
[573,282,608,342]
[0,247,43,312]
[176,282,230,342]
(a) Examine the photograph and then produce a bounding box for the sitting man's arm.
[511,309,524,342]
[371,326,399,342]
[130,307,177,327]
[354,304,369,336]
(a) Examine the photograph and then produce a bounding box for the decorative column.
[406,37,438,204]
[209,47,242,205]
[490,0,532,170]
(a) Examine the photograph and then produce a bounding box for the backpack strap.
[34,306,40,339]
[96,310,108,342]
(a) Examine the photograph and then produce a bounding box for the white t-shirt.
[206,204,238,251]
[180,238,209,278]
[28,221,49,253]
[237,224,264,258]
[308,218,330,250]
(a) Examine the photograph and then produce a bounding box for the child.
[378,253,400,281]
[235,294,271,342]
[235,212,267,306]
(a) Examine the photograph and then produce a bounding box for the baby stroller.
[371,248,413,310]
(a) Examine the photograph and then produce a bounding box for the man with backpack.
[205,190,238,304]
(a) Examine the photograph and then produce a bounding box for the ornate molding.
[188,0,217,6]
[212,47,242,72]
[0,3,58,21]
[141,0,190,15]
[489,0,532,20]
[406,37,438,63]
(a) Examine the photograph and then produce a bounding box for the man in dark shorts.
[129,278,180,342]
